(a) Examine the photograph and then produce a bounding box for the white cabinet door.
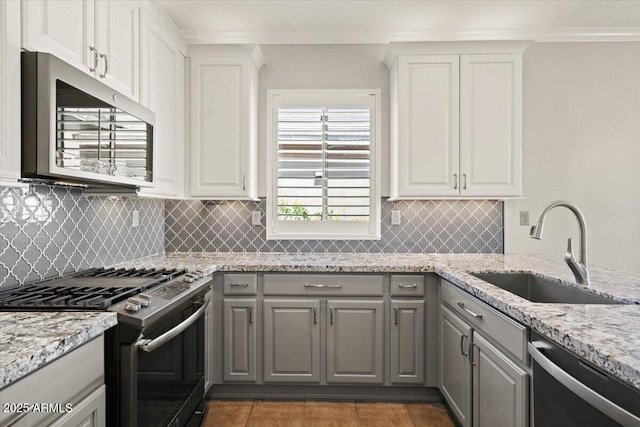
[21,0,95,75]
[439,304,472,427]
[0,0,23,186]
[95,0,139,100]
[138,10,184,198]
[189,56,258,199]
[460,54,522,197]
[473,332,528,427]
[392,55,460,198]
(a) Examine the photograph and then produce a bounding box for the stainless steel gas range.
[0,267,212,427]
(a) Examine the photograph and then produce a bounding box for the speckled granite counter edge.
[0,313,117,389]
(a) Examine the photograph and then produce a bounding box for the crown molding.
[181,27,640,45]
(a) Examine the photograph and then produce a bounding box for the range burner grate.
[0,267,188,310]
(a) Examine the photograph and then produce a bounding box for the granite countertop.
[118,252,640,390]
[0,312,117,389]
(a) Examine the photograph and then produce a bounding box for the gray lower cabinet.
[263,299,321,383]
[472,332,527,427]
[439,304,473,427]
[48,385,106,427]
[327,300,384,384]
[390,299,425,384]
[223,298,257,382]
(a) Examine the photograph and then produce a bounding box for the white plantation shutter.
[268,90,381,240]
[277,107,371,221]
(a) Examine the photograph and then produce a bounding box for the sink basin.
[470,273,621,304]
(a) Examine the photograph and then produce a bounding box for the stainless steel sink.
[470,272,621,304]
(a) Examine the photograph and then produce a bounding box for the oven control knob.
[193,270,204,279]
[137,293,152,307]
[124,300,141,313]
[183,276,195,283]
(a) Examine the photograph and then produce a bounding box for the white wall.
[505,42,640,273]
[257,44,390,197]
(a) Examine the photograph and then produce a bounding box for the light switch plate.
[252,210,262,226]
[519,211,530,226]
[391,210,401,226]
[132,210,139,228]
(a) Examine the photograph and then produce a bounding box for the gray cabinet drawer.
[263,274,384,296]
[390,275,425,296]
[441,280,527,364]
[224,274,258,295]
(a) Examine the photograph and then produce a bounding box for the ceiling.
[156,0,640,44]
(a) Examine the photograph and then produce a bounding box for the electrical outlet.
[519,211,530,226]
[391,210,401,226]
[251,210,262,226]
[132,210,139,228]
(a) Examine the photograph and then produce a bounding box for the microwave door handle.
[528,342,640,427]
[136,300,209,353]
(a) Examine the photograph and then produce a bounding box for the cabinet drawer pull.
[463,174,467,190]
[329,306,334,325]
[398,283,418,289]
[394,306,398,325]
[313,306,317,324]
[89,46,98,72]
[457,302,483,319]
[460,333,469,357]
[99,53,108,78]
[304,283,343,289]
[249,306,253,323]
[231,283,249,288]
[454,173,458,189]
[242,175,246,191]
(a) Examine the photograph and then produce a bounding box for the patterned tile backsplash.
[0,185,164,289]
[0,185,503,288]
[165,199,503,254]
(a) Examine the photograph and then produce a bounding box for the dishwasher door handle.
[528,342,640,427]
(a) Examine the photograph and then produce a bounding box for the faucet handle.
[564,238,590,285]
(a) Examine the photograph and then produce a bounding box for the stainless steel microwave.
[21,52,155,188]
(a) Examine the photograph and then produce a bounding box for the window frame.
[266,89,381,240]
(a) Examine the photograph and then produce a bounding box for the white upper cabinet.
[460,54,522,197]
[22,0,140,101]
[188,46,263,199]
[391,55,460,198]
[138,4,187,198]
[387,42,526,199]
[0,0,23,186]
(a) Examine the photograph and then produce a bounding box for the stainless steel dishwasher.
[529,331,640,427]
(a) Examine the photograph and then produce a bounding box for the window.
[267,90,381,240]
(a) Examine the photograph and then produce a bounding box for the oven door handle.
[136,300,209,353]
[528,342,640,427]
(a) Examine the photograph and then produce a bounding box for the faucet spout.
[529,200,590,285]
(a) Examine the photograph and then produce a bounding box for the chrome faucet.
[530,200,590,285]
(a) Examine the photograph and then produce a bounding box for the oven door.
[121,299,207,427]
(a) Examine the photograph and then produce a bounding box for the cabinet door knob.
[454,173,458,189]
[329,306,334,325]
[393,306,398,325]
[313,306,317,324]
[463,174,467,190]
[249,306,253,323]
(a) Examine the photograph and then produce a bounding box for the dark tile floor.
[204,399,455,427]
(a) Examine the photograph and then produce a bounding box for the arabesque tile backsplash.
[165,199,503,254]
[0,186,503,288]
[0,185,164,289]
